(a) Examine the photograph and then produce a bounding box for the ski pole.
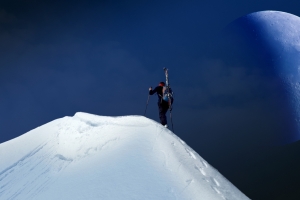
[144,94,150,116]
[168,97,174,132]
[169,110,174,133]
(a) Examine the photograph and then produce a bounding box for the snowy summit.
[0,112,249,200]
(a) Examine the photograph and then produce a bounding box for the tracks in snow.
[153,125,228,199]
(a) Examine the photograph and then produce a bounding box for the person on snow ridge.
[149,82,173,127]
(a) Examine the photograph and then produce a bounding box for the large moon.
[215,11,300,145]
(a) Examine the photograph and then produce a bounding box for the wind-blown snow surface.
[0,112,249,200]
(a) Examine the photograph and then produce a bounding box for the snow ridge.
[0,112,249,200]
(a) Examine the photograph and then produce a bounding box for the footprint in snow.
[202,178,210,183]
[186,148,197,159]
[212,178,220,186]
[179,139,185,144]
[221,196,228,200]
[211,186,221,194]
[195,166,206,176]
[201,159,208,168]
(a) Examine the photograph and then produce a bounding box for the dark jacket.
[149,86,173,104]
[149,86,163,103]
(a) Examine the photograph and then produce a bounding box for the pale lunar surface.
[223,11,300,144]
[0,112,249,200]
[256,11,300,141]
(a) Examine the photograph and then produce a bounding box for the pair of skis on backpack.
[163,67,174,110]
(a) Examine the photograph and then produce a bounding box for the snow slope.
[0,112,249,200]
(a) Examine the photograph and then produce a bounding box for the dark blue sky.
[1,0,300,199]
